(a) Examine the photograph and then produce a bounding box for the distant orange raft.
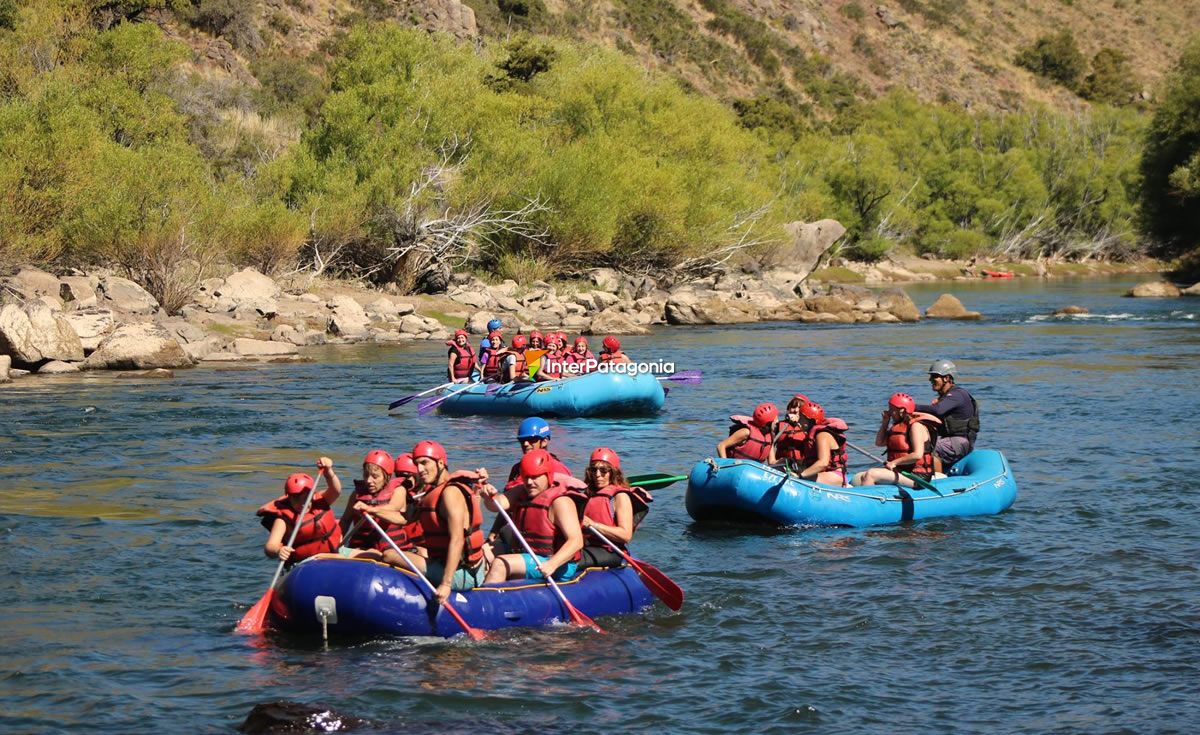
[981,269,1015,279]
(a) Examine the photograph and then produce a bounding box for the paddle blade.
[566,604,604,633]
[628,558,684,611]
[903,471,940,493]
[627,473,688,490]
[443,605,488,641]
[388,395,417,410]
[416,395,446,416]
[236,588,273,635]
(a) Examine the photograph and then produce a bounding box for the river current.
[1,276,1198,734]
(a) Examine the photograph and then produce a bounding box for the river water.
[2,276,1198,734]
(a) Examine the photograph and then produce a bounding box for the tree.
[1015,31,1086,89]
[1140,37,1200,257]
[1080,48,1138,106]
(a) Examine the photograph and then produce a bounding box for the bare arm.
[433,485,469,603]
[888,423,931,469]
[264,517,289,559]
[541,496,584,576]
[717,428,750,458]
[874,412,890,447]
[800,432,835,478]
[582,492,634,545]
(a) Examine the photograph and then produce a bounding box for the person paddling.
[916,359,980,471]
[483,448,586,584]
[578,448,651,569]
[446,329,477,383]
[379,441,487,603]
[257,458,342,566]
[338,451,424,560]
[854,393,942,487]
[717,403,777,462]
[484,418,572,559]
[598,336,631,365]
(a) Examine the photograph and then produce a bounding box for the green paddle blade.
[627,473,688,490]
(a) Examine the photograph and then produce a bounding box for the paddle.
[490,502,603,633]
[236,470,322,635]
[626,472,688,491]
[656,370,702,385]
[416,382,500,416]
[389,382,454,410]
[586,527,683,611]
[845,441,941,493]
[362,514,486,641]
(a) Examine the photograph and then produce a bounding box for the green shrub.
[1015,31,1085,89]
[1141,37,1200,257]
[925,228,989,258]
[0,0,17,31]
[491,34,557,85]
[843,236,892,262]
[1080,48,1138,106]
[840,2,866,22]
[186,0,262,52]
[491,251,556,283]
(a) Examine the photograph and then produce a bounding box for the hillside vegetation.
[0,1,1196,307]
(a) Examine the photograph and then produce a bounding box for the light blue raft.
[685,449,1017,528]
[435,371,666,418]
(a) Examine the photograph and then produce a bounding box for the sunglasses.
[589,465,612,474]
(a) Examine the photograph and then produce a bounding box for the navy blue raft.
[435,371,666,418]
[268,558,656,637]
[685,449,1017,528]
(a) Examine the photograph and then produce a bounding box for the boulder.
[805,295,855,316]
[798,311,854,324]
[876,288,921,322]
[326,295,369,336]
[36,294,65,311]
[59,276,98,308]
[1181,282,1200,297]
[591,291,622,310]
[588,268,621,293]
[213,268,280,314]
[399,314,443,335]
[585,309,651,335]
[271,324,306,346]
[1054,305,1089,315]
[446,287,491,309]
[874,260,935,282]
[0,302,84,365]
[364,297,415,321]
[232,338,298,358]
[925,293,983,320]
[494,295,522,312]
[560,314,592,331]
[7,267,61,302]
[871,311,901,323]
[118,368,175,379]
[773,219,846,275]
[38,360,80,375]
[158,318,208,345]
[184,336,225,361]
[465,311,494,334]
[490,279,520,297]
[275,296,327,321]
[1125,281,1182,298]
[665,291,757,325]
[83,323,193,370]
[98,276,159,315]
[0,354,10,383]
[63,308,116,352]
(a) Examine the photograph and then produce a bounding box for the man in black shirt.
[915,359,979,470]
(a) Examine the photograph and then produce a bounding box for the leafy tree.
[1016,31,1085,89]
[1080,48,1138,106]
[1141,37,1200,256]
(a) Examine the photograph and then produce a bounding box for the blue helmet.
[517,417,551,441]
[487,318,503,332]
[480,339,491,349]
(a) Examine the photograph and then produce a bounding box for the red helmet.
[530,330,543,340]
[453,328,468,338]
[791,393,810,407]
[284,472,315,495]
[520,448,553,480]
[602,335,620,353]
[363,449,394,476]
[889,392,916,413]
[393,452,417,476]
[589,447,621,469]
[487,330,501,342]
[574,336,588,346]
[752,402,778,427]
[412,440,447,464]
[799,402,825,423]
[512,334,528,350]
[556,332,568,345]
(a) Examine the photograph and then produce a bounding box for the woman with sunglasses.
[338,450,425,560]
[578,448,651,569]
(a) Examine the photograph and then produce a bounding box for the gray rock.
[159,317,208,344]
[925,293,983,320]
[274,296,327,321]
[466,311,494,334]
[564,302,588,316]
[0,304,39,364]
[586,310,650,335]
[185,336,225,361]
[83,323,193,370]
[589,268,621,293]
[98,277,159,315]
[118,368,175,379]
[233,338,298,358]
[9,368,31,378]
[326,295,369,336]
[63,308,116,352]
[271,324,305,346]
[805,295,856,316]
[0,302,84,365]
[369,328,405,343]
[490,279,520,297]
[876,288,921,322]
[302,329,327,346]
[1181,282,1200,297]
[872,311,901,323]
[560,314,592,330]
[876,4,903,28]
[38,360,80,375]
[59,276,98,308]
[298,293,323,304]
[1125,281,1181,298]
[1054,305,1089,315]
[365,297,401,321]
[622,275,659,300]
[400,314,443,335]
[665,290,757,325]
[494,296,522,312]
[592,291,622,310]
[447,287,491,309]
[8,267,62,302]
[213,268,280,315]
[0,354,9,383]
[773,219,846,276]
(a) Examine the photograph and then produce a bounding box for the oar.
[586,527,683,611]
[362,514,486,641]
[656,370,702,385]
[845,441,941,493]
[626,472,687,490]
[236,471,322,635]
[416,382,505,416]
[491,502,603,633]
[389,382,454,410]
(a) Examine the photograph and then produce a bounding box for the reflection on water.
[2,276,1199,734]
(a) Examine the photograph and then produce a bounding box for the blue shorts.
[424,560,487,590]
[520,553,577,582]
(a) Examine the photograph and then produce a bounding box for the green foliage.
[251,54,325,118]
[1141,37,1200,256]
[491,251,555,284]
[0,0,17,31]
[839,3,865,22]
[698,0,780,74]
[185,0,262,52]
[491,34,557,86]
[1080,48,1138,106]
[1015,31,1086,89]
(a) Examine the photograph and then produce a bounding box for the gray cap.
[927,359,957,377]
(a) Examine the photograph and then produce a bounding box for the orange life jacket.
[582,484,652,550]
[886,414,939,479]
[511,474,587,559]
[416,473,485,569]
[257,495,342,563]
[447,342,475,379]
[342,478,423,552]
[728,415,774,462]
[802,418,849,476]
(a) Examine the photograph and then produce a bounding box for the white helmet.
[927,359,957,378]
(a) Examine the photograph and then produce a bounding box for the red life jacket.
[775,420,809,462]
[507,452,573,484]
[511,474,588,559]
[482,350,503,381]
[728,415,774,462]
[342,478,424,552]
[510,350,527,380]
[599,351,629,364]
[447,342,475,379]
[568,350,596,371]
[417,472,485,569]
[885,413,939,479]
[802,418,849,476]
[582,484,652,549]
[539,350,563,380]
[257,495,343,562]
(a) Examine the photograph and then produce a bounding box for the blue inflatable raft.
[435,371,666,417]
[685,449,1017,528]
[268,557,656,638]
